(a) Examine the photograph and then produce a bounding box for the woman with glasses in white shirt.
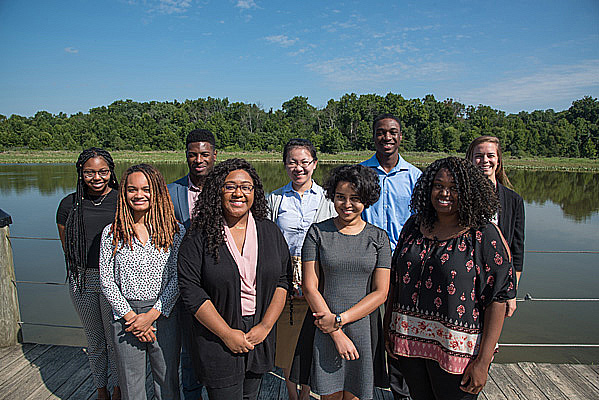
[267,139,336,400]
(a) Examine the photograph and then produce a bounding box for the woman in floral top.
[383,157,515,400]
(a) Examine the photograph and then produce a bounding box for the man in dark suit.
[168,129,217,400]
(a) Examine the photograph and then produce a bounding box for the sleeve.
[153,225,185,317]
[374,228,392,269]
[301,223,320,262]
[177,232,210,315]
[266,192,276,221]
[475,224,516,308]
[56,194,74,225]
[99,225,133,319]
[511,195,525,273]
[274,224,292,291]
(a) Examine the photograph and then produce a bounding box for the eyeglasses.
[223,183,254,194]
[82,169,110,178]
[286,159,315,168]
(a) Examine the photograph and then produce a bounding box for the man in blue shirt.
[361,113,421,400]
[168,129,217,400]
[361,113,421,252]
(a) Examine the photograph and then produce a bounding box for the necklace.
[90,193,109,206]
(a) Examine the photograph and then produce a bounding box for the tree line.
[0,93,597,158]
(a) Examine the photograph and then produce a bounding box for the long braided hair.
[190,158,268,262]
[110,164,180,253]
[64,148,118,287]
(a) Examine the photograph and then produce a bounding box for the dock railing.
[0,209,22,347]
[2,216,599,350]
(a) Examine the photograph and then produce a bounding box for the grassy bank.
[0,150,598,171]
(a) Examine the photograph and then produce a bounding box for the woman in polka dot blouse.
[100,164,184,400]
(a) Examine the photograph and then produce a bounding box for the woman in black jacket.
[178,158,292,400]
[467,136,525,317]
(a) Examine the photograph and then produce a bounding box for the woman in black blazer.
[467,136,525,317]
[178,158,292,400]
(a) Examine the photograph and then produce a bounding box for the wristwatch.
[335,314,343,328]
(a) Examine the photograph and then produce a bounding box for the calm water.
[1,162,598,363]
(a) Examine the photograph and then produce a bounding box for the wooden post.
[0,209,21,347]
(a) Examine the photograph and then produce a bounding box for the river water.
[1,161,598,363]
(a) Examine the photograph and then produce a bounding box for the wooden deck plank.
[375,388,393,400]
[0,344,54,390]
[278,372,288,400]
[3,343,599,400]
[44,355,94,400]
[567,364,599,391]
[258,371,282,400]
[535,363,593,400]
[24,347,89,400]
[496,363,549,400]
[1,345,83,399]
[63,373,96,400]
[516,362,567,400]
[0,343,48,375]
[483,365,509,400]
[554,363,599,399]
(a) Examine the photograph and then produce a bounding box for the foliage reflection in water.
[0,162,597,363]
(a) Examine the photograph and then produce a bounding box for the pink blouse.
[224,212,258,316]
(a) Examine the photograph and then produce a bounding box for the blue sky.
[1,0,598,117]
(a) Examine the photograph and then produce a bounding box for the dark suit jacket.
[168,175,191,229]
[497,183,525,272]
[177,219,292,388]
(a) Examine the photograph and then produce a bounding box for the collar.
[282,180,319,195]
[188,176,201,192]
[363,153,409,174]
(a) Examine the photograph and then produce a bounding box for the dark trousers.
[389,356,478,400]
[205,315,263,400]
[388,354,412,399]
[178,301,204,399]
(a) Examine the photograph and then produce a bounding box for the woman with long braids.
[384,157,516,399]
[56,147,120,400]
[99,164,183,400]
[466,136,525,318]
[178,158,292,400]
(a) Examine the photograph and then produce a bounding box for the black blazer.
[497,183,525,272]
[177,219,292,388]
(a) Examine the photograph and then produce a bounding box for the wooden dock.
[0,343,598,399]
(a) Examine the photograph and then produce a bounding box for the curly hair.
[111,164,179,253]
[324,164,380,208]
[410,157,498,230]
[190,158,268,261]
[64,147,118,287]
[465,135,513,189]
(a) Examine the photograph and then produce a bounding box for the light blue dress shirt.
[360,154,422,251]
[275,181,323,257]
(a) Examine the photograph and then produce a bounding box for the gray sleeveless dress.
[301,219,391,399]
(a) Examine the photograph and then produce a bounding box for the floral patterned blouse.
[388,216,516,374]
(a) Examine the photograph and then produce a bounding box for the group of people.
[56,114,525,400]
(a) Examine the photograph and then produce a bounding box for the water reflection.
[509,169,599,221]
[0,163,597,220]
[0,162,598,362]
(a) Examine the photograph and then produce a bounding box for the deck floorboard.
[0,344,597,400]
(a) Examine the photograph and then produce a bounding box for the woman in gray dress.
[298,164,391,400]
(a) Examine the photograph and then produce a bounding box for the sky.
[0,0,598,117]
